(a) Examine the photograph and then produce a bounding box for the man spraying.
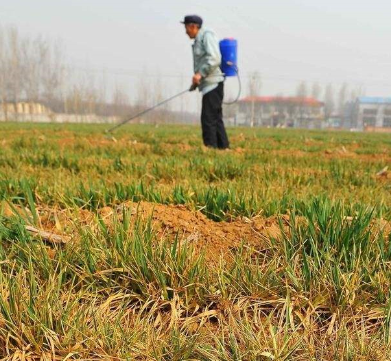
[182,15,230,150]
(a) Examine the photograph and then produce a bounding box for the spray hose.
[106,67,240,133]
[223,63,241,105]
[106,87,193,133]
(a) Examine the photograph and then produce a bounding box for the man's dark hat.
[181,15,203,26]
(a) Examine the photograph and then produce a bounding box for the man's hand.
[192,73,202,86]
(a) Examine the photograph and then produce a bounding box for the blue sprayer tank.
[219,38,238,77]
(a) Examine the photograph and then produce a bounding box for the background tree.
[296,81,308,125]
[311,82,322,99]
[247,71,262,127]
[338,82,348,115]
[324,84,335,119]
[112,82,130,117]
[296,81,308,98]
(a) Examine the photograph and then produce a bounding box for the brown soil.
[2,200,391,264]
[98,202,281,261]
[1,200,281,262]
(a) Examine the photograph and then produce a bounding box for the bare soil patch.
[110,202,281,260]
[2,200,281,261]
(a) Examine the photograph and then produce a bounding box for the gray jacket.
[193,27,225,94]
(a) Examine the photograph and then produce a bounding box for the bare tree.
[96,69,108,116]
[296,82,308,126]
[247,71,261,127]
[41,40,65,110]
[0,24,194,125]
[0,27,9,120]
[338,83,348,115]
[311,82,322,99]
[8,27,23,116]
[135,74,149,113]
[112,82,129,117]
[296,81,308,98]
[0,25,68,122]
[350,86,365,102]
[350,89,357,103]
[67,73,101,119]
[153,74,164,124]
[23,37,42,104]
[324,84,335,119]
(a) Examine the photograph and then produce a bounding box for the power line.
[72,65,391,90]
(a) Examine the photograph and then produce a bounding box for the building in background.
[347,97,391,131]
[0,100,198,124]
[237,96,325,128]
[0,102,54,122]
[0,102,52,116]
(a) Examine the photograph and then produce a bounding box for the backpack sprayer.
[220,38,241,105]
[106,38,239,134]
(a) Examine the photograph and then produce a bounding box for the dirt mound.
[98,202,281,260]
[1,200,281,261]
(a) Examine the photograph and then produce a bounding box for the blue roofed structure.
[358,97,391,105]
[350,97,391,130]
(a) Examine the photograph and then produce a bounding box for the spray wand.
[106,85,197,134]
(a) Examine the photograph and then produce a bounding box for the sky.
[1,0,391,107]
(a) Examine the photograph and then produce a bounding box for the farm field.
[1,122,391,359]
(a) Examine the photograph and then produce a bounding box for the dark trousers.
[201,82,230,149]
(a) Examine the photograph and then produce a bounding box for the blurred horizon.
[1,0,391,115]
